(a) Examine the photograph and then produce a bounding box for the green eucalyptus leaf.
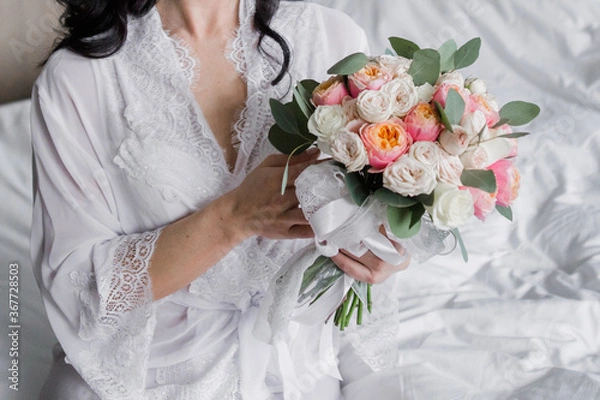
[499,101,541,126]
[388,37,420,59]
[454,37,481,70]
[491,118,511,129]
[495,132,530,139]
[408,49,441,86]
[345,172,370,206]
[268,124,313,155]
[496,205,513,221]
[293,80,318,120]
[270,98,299,134]
[415,191,435,207]
[373,188,418,208]
[461,169,497,193]
[281,161,290,195]
[289,99,310,135]
[327,52,369,75]
[445,89,466,125]
[387,206,421,239]
[451,228,469,262]
[434,101,454,132]
[438,39,457,73]
[409,203,425,228]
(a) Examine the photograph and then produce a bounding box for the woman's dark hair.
[51,0,292,85]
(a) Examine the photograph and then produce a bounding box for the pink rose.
[432,83,469,109]
[404,102,443,142]
[469,94,500,127]
[312,75,350,106]
[360,118,413,170]
[438,126,471,156]
[488,159,521,207]
[348,62,393,98]
[466,186,498,221]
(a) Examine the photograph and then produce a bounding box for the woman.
[31,0,409,398]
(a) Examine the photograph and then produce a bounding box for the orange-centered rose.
[360,118,412,170]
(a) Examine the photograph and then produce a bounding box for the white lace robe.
[30,1,369,399]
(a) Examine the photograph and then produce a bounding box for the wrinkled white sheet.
[0,0,599,399]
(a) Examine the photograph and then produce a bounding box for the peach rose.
[488,159,521,207]
[360,118,413,170]
[312,75,350,106]
[469,93,500,127]
[404,102,443,142]
[466,186,498,221]
[348,62,393,98]
[432,83,469,109]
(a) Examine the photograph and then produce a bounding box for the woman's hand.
[225,149,321,241]
[331,229,411,284]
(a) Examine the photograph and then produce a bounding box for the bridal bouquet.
[265,37,539,330]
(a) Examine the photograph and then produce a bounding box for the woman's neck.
[156,0,240,38]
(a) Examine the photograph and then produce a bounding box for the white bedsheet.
[0,1,599,399]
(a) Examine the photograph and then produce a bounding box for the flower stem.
[367,284,372,313]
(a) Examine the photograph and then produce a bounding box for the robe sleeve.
[30,52,159,399]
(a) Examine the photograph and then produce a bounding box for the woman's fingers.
[332,246,411,284]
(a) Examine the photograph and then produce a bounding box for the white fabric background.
[1,0,599,399]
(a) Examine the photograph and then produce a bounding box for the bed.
[1,1,599,399]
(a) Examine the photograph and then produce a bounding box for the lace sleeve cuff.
[69,227,163,398]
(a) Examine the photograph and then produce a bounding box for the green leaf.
[496,205,513,221]
[373,188,417,208]
[268,124,313,155]
[438,39,457,73]
[451,228,469,262]
[327,52,369,75]
[281,160,289,195]
[387,205,422,239]
[454,37,481,70]
[270,99,299,134]
[491,118,511,129]
[351,280,369,306]
[345,172,370,206]
[461,169,497,193]
[499,101,541,126]
[434,100,454,132]
[408,49,441,86]
[388,37,420,59]
[299,256,343,304]
[293,79,319,120]
[445,89,466,125]
[409,203,425,229]
[495,132,530,139]
[415,191,435,207]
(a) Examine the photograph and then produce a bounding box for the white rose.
[465,77,487,95]
[383,154,437,197]
[460,110,487,138]
[427,183,474,229]
[460,138,513,169]
[437,150,464,186]
[417,82,435,102]
[382,76,419,118]
[377,54,412,77]
[438,126,471,156]
[436,71,465,87]
[356,90,394,123]
[409,141,441,167]
[307,105,348,141]
[330,130,369,172]
[342,96,360,120]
